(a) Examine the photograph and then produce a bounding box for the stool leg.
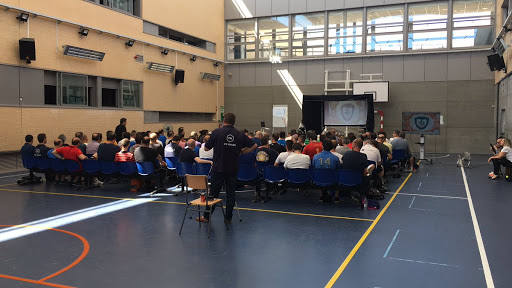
[179,204,189,235]
[235,201,242,222]
[197,205,201,227]
[220,203,228,231]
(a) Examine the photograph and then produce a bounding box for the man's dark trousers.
[203,171,237,221]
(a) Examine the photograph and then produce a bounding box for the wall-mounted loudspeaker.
[19,38,36,64]
[487,54,506,72]
[175,69,185,85]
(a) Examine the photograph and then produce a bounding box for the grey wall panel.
[272,0,289,15]
[288,61,307,85]
[20,68,44,106]
[243,0,257,17]
[403,54,425,82]
[256,0,272,17]
[307,0,325,12]
[383,56,404,82]
[142,21,158,35]
[239,63,256,86]
[44,71,57,85]
[0,65,20,106]
[424,53,448,81]
[289,0,307,14]
[306,60,325,85]
[324,58,344,72]
[470,51,493,80]
[255,63,272,86]
[364,0,385,6]
[385,0,407,4]
[225,64,240,87]
[345,0,363,8]
[225,0,241,19]
[102,78,120,89]
[343,58,363,80]
[325,0,344,10]
[362,57,383,74]
[271,62,290,85]
[447,53,471,81]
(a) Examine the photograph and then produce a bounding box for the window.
[259,16,290,58]
[408,2,449,50]
[122,81,141,108]
[367,6,404,52]
[95,0,140,16]
[292,13,325,57]
[143,21,216,53]
[227,19,257,60]
[102,88,117,107]
[452,0,495,48]
[61,73,87,106]
[328,9,363,54]
[44,85,57,105]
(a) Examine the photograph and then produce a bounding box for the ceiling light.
[161,48,169,55]
[78,27,89,37]
[17,13,29,22]
[147,62,175,73]
[200,72,222,81]
[125,39,135,47]
[63,45,105,61]
[190,55,197,61]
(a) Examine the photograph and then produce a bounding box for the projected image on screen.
[402,112,441,135]
[324,101,368,126]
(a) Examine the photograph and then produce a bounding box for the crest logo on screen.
[342,104,355,121]
[414,117,429,130]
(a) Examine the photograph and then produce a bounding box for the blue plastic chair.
[65,160,81,173]
[83,160,100,174]
[390,149,406,165]
[136,162,155,176]
[51,158,66,173]
[35,157,51,170]
[165,157,178,171]
[286,169,311,185]
[237,165,260,182]
[117,162,138,176]
[263,166,286,184]
[99,161,117,176]
[311,168,338,188]
[177,162,195,178]
[22,155,36,170]
[338,169,363,187]
[195,163,212,177]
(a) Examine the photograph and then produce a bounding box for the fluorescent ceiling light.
[63,45,105,61]
[232,0,253,18]
[147,62,175,73]
[277,69,303,109]
[200,72,222,81]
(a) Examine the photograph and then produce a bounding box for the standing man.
[115,118,127,143]
[199,113,257,224]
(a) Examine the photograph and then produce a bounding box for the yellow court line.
[0,183,17,187]
[0,188,372,222]
[324,172,413,288]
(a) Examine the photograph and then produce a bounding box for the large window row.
[226,0,495,60]
[86,0,141,17]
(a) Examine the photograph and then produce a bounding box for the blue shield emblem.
[415,117,429,130]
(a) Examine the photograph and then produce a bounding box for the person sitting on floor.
[313,139,341,203]
[34,133,50,158]
[284,143,311,170]
[275,140,294,166]
[93,131,121,161]
[488,138,512,180]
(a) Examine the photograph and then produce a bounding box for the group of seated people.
[20,125,414,204]
[488,137,512,181]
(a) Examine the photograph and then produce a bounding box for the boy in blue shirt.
[313,139,341,202]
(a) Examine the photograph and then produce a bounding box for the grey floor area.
[0,155,509,288]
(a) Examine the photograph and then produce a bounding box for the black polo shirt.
[342,150,368,174]
[179,148,198,163]
[205,125,255,176]
[270,143,286,154]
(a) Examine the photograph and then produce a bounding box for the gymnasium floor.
[0,155,508,288]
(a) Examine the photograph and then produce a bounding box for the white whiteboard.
[273,105,288,128]
[353,81,389,103]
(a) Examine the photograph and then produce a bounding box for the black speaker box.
[175,69,185,85]
[487,54,505,72]
[19,38,36,61]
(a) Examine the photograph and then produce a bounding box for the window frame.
[59,72,89,107]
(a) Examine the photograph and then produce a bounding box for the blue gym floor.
[0,155,508,288]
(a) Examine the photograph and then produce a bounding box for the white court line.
[389,257,460,268]
[417,182,422,190]
[408,197,416,209]
[410,208,436,212]
[460,166,495,287]
[383,230,400,258]
[399,193,467,200]
[0,198,157,243]
[0,173,27,179]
